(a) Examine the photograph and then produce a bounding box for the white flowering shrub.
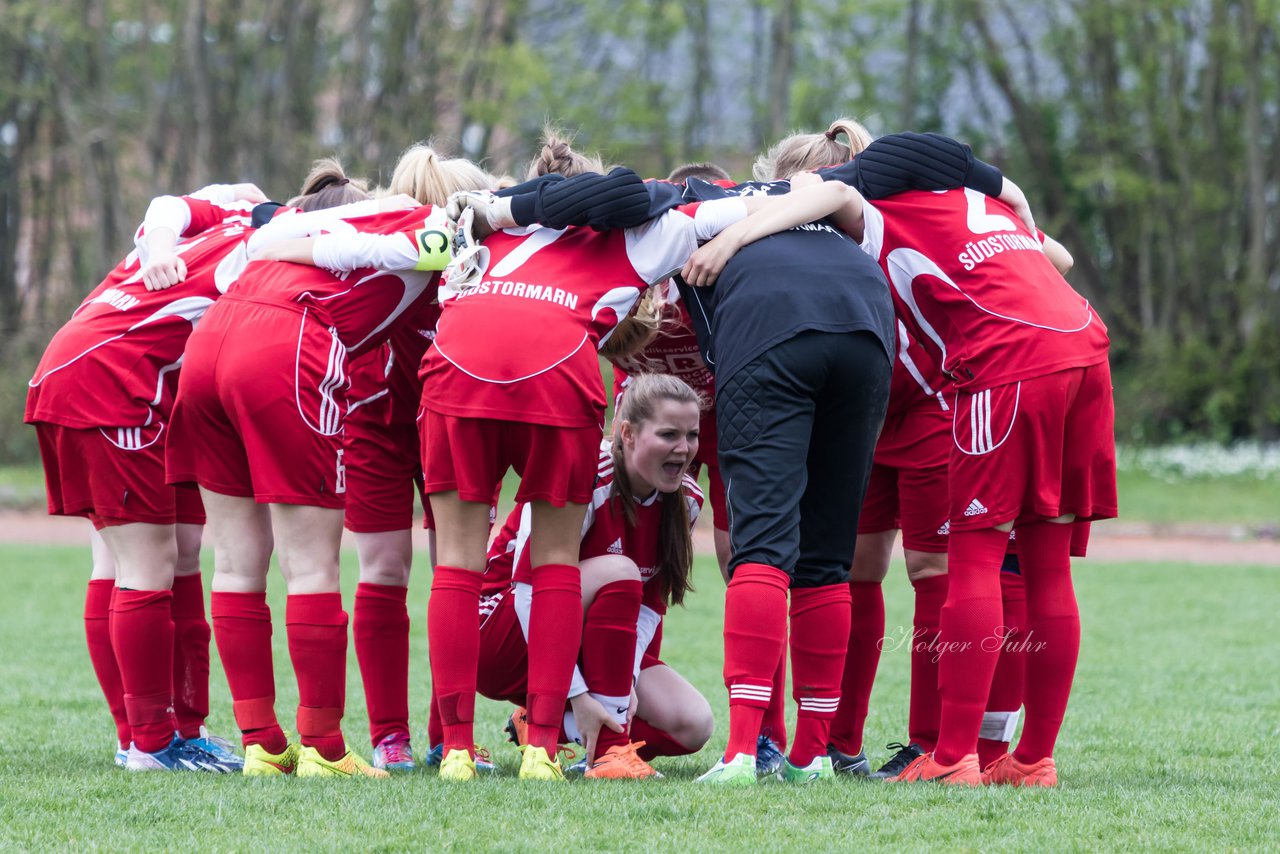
[1118,443,1280,481]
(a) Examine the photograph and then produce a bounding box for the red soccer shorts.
[166,296,346,508]
[343,409,427,533]
[419,410,600,506]
[947,361,1118,532]
[858,401,952,551]
[35,422,205,528]
[476,589,530,705]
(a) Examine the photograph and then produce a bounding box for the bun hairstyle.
[288,158,372,211]
[666,162,732,183]
[527,126,606,180]
[751,117,874,181]
[610,373,704,607]
[389,142,494,207]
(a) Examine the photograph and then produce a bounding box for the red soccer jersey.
[422,201,739,429]
[234,205,452,359]
[611,286,715,404]
[886,320,949,418]
[26,194,256,429]
[488,447,704,615]
[861,188,1110,391]
[346,300,440,427]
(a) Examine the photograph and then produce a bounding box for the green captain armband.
[414,226,454,271]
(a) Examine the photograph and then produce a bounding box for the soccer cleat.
[517,745,566,781]
[981,753,1058,787]
[182,727,244,773]
[504,707,530,747]
[423,743,444,767]
[124,739,228,772]
[473,746,498,775]
[295,745,389,779]
[755,734,785,777]
[584,742,662,780]
[827,744,871,776]
[242,742,302,777]
[438,748,478,781]
[871,741,925,780]
[890,751,982,786]
[695,753,757,786]
[114,743,128,768]
[371,732,416,773]
[778,755,835,783]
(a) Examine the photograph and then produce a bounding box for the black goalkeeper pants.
[717,330,891,589]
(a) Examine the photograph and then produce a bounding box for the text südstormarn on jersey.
[451,278,580,310]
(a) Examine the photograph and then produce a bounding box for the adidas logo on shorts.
[963,499,989,517]
[936,520,951,536]
[607,538,624,555]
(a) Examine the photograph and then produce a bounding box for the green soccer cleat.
[696,753,757,786]
[438,748,479,781]
[517,745,566,781]
[242,742,301,777]
[778,755,835,783]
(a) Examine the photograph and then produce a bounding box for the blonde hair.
[600,284,667,364]
[527,126,606,180]
[610,373,704,606]
[288,158,371,211]
[752,117,873,182]
[389,143,494,206]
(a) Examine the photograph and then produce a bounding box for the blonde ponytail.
[752,117,873,181]
[389,143,495,207]
[600,284,667,363]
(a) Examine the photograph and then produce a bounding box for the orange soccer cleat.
[505,707,530,747]
[584,742,662,780]
[890,751,982,786]
[981,753,1058,787]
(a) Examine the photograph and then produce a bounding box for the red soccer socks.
[788,583,852,766]
[581,579,642,756]
[111,589,175,753]
[428,565,483,756]
[354,582,411,745]
[980,570,1027,768]
[286,592,349,761]
[525,563,582,752]
[828,580,884,756]
[1012,521,1079,764]
[723,563,790,759]
[908,573,948,751]
[211,591,287,754]
[170,573,210,740]
[934,527,1009,766]
[84,580,130,748]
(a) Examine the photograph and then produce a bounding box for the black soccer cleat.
[871,741,925,780]
[826,744,871,776]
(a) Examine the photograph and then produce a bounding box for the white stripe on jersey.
[953,383,1021,457]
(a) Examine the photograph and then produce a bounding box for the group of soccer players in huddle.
[27,115,1116,787]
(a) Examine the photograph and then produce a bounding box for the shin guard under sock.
[85,579,130,747]
[525,564,582,752]
[908,573,948,752]
[934,527,1009,765]
[787,584,852,766]
[354,582,411,745]
[211,591,285,753]
[828,580,883,756]
[170,573,210,740]
[428,566,483,756]
[581,579,642,755]
[723,563,790,759]
[287,592,349,761]
[111,589,176,753]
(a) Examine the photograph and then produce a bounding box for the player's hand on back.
[141,253,188,291]
[230,183,269,204]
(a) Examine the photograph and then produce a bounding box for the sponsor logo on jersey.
[607,538,624,555]
[452,278,580,309]
[89,288,141,312]
[957,233,1044,272]
[936,520,951,536]
[963,499,988,517]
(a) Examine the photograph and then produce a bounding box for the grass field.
[1,546,1277,851]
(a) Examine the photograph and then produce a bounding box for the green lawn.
[0,546,1276,851]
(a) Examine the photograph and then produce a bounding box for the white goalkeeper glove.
[440,208,491,296]
[445,190,516,233]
